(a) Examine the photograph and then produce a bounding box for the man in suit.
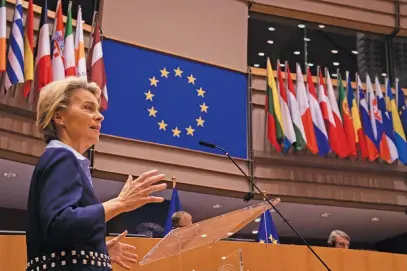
[327,230,350,249]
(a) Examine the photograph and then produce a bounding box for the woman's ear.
[52,111,64,126]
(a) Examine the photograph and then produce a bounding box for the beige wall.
[101,0,249,72]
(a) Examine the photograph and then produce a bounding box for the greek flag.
[4,0,24,92]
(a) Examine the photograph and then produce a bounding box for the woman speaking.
[26,77,167,270]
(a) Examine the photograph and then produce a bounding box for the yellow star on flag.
[145,90,154,101]
[157,120,167,131]
[199,103,209,113]
[148,106,158,117]
[187,74,196,84]
[186,125,195,136]
[269,234,278,244]
[149,76,159,87]
[259,240,265,244]
[160,68,169,78]
[174,67,183,77]
[172,127,181,137]
[196,87,205,97]
[196,116,205,127]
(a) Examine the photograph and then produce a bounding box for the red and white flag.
[325,69,349,158]
[87,15,108,111]
[34,0,52,91]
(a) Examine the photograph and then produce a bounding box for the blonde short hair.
[36,77,101,143]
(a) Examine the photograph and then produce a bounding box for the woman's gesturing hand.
[117,169,167,213]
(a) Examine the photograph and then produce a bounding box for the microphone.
[199,140,332,271]
[199,141,254,201]
[198,141,216,149]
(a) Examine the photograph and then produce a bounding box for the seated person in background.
[172,211,193,229]
[327,230,350,249]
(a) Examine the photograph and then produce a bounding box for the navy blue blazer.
[26,144,112,270]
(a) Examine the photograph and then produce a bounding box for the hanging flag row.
[265,58,407,165]
[0,0,108,110]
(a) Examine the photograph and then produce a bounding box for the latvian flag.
[87,14,108,111]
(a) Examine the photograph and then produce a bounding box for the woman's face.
[56,88,104,151]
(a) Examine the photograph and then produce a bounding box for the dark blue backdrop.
[101,39,248,159]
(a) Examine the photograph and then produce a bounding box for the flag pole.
[262,190,268,243]
[264,58,269,152]
[385,77,389,111]
[338,68,341,107]
[86,10,98,172]
[276,59,280,95]
[396,77,399,108]
[88,11,98,50]
[316,66,320,96]
[284,61,291,153]
[51,0,60,38]
[172,176,176,189]
[355,73,359,106]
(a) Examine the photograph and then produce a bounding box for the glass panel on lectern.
[214,249,243,271]
[139,198,280,266]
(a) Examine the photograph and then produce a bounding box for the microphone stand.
[205,143,332,271]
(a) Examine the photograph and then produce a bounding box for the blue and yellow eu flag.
[256,210,280,244]
[101,39,248,159]
[164,187,182,234]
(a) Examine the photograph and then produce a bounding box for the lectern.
[139,198,281,270]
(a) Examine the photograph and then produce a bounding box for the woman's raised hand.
[117,169,167,212]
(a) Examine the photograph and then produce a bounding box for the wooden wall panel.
[1,235,407,271]
[252,0,398,35]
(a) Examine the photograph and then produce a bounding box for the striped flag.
[4,0,24,92]
[317,70,337,154]
[23,0,34,98]
[0,0,6,72]
[264,58,282,152]
[269,59,284,145]
[75,6,86,78]
[64,2,76,77]
[346,72,369,159]
[388,79,407,164]
[377,77,397,163]
[87,14,108,111]
[51,0,65,81]
[286,64,306,151]
[358,76,379,162]
[325,70,349,158]
[347,73,368,159]
[277,61,295,152]
[307,67,329,156]
[366,74,382,149]
[34,0,51,91]
[338,72,357,157]
[296,63,318,154]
